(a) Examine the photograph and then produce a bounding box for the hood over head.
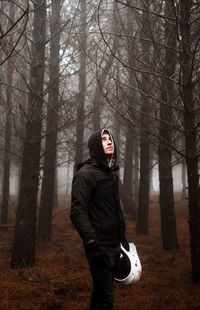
[87,128,118,170]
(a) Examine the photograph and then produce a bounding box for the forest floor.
[0,195,200,310]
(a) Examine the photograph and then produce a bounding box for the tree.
[38,0,61,242]
[0,1,29,66]
[93,0,121,130]
[181,158,187,199]
[123,4,138,205]
[179,0,200,283]
[1,2,14,224]
[10,0,46,268]
[136,1,152,234]
[158,0,179,250]
[73,0,87,172]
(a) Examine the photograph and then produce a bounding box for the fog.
[8,162,184,197]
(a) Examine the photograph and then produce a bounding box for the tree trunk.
[119,179,137,220]
[1,67,12,224]
[10,0,46,269]
[181,158,187,199]
[136,126,150,234]
[134,137,139,200]
[74,0,87,172]
[123,125,134,199]
[158,0,179,250]
[179,0,200,283]
[93,0,120,130]
[113,111,121,149]
[54,164,58,209]
[123,2,138,209]
[1,3,14,224]
[136,2,151,234]
[38,0,61,242]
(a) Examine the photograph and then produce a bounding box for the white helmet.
[114,243,142,285]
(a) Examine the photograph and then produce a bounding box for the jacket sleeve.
[70,171,97,244]
[116,174,127,242]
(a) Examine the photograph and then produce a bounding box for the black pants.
[87,248,120,310]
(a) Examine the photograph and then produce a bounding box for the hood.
[87,128,118,170]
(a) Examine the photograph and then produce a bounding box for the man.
[70,128,128,310]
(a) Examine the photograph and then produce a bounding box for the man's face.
[102,133,114,155]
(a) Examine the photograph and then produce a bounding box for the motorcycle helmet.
[114,242,142,285]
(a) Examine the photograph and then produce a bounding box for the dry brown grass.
[0,195,200,310]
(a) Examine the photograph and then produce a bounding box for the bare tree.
[123,3,139,209]
[38,0,61,242]
[10,0,46,268]
[158,0,179,250]
[93,0,121,130]
[179,0,200,283]
[1,2,14,224]
[73,0,87,172]
[136,1,152,234]
[0,1,29,66]
[181,158,187,199]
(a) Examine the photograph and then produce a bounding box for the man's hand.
[85,240,109,267]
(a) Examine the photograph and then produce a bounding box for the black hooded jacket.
[70,128,126,248]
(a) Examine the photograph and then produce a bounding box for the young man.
[70,128,128,310]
